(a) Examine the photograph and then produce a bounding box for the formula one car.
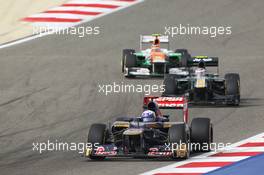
[122,34,191,78]
[163,56,240,105]
[85,96,213,160]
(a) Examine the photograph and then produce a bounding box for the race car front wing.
[85,143,188,158]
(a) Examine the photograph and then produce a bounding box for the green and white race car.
[122,34,191,78]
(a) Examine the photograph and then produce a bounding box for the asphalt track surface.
[0,0,264,175]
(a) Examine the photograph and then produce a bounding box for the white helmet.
[141,110,156,122]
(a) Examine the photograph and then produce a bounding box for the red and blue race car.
[85,96,213,160]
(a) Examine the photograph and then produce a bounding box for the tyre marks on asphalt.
[141,133,264,175]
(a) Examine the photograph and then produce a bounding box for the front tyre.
[87,123,107,160]
[225,73,240,106]
[168,124,190,159]
[162,74,177,96]
[122,49,136,73]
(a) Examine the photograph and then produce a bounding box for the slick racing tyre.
[87,123,107,160]
[169,124,190,159]
[175,49,191,67]
[191,118,213,152]
[225,73,240,106]
[162,74,177,96]
[122,49,136,73]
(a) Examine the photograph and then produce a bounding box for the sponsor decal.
[95,146,117,156]
[193,58,213,62]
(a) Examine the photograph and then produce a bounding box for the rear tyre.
[175,49,191,67]
[225,73,240,106]
[191,118,213,152]
[162,74,177,96]
[87,123,107,160]
[122,49,136,73]
[169,124,190,159]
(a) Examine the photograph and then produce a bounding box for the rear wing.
[188,56,219,67]
[143,96,189,123]
[140,35,169,50]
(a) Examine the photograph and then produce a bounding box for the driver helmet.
[141,110,156,122]
[198,61,205,69]
[195,61,206,77]
[154,36,160,45]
